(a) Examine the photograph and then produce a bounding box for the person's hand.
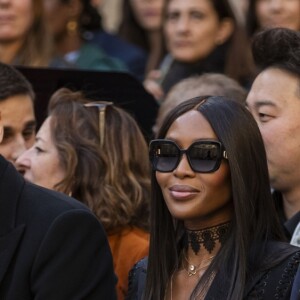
[143,70,165,102]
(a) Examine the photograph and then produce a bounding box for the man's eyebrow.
[23,120,37,129]
[3,126,13,133]
[246,100,277,109]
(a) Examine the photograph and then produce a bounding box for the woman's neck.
[55,34,82,56]
[184,221,230,255]
[0,40,23,64]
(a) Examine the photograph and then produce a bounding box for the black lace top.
[127,243,300,299]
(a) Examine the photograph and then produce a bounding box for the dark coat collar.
[0,155,25,284]
[273,191,300,239]
[0,155,24,235]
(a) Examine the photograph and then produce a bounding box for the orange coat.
[108,226,149,300]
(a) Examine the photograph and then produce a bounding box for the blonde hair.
[153,73,247,135]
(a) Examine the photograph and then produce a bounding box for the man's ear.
[0,112,3,143]
[215,18,234,45]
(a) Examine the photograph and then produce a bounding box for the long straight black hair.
[144,96,286,299]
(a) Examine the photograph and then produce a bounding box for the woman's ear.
[215,18,234,45]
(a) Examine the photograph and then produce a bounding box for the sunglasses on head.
[149,139,228,173]
[84,101,113,147]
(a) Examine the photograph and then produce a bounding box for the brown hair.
[48,87,151,231]
[118,0,166,73]
[164,0,256,85]
[12,0,52,66]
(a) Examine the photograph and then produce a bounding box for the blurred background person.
[118,0,166,76]
[228,0,249,26]
[43,0,127,71]
[97,0,123,33]
[246,0,300,37]
[17,88,151,299]
[0,0,52,66]
[153,73,247,135]
[85,0,149,81]
[0,62,36,167]
[144,0,256,101]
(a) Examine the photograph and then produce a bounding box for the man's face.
[0,94,36,167]
[246,67,300,193]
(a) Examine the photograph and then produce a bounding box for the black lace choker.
[185,222,230,255]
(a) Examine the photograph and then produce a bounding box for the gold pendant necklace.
[166,253,215,299]
[184,253,215,277]
[187,263,198,276]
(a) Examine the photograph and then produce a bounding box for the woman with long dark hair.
[128,95,300,299]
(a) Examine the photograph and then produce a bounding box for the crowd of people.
[0,0,299,299]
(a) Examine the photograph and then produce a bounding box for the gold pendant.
[188,264,197,276]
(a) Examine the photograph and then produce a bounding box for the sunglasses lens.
[150,142,180,172]
[188,143,220,172]
[150,140,224,173]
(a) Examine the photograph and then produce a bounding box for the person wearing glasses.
[16,87,151,300]
[127,95,300,299]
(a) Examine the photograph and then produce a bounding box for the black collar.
[273,191,300,240]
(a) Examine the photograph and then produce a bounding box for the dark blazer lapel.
[205,268,268,299]
[0,156,26,284]
[205,270,230,299]
[0,225,25,284]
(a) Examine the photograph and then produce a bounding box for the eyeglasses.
[149,139,228,173]
[84,101,113,147]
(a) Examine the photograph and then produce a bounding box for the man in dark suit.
[0,64,117,299]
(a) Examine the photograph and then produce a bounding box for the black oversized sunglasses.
[149,139,228,173]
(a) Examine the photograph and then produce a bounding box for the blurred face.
[16,116,66,190]
[0,95,35,167]
[164,0,232,62]
[43,0,77,39]
[0,0,34,43]
[156,110,232,229]
[130,0,164,31]
[246,68,300,193]
[255,0,300,31]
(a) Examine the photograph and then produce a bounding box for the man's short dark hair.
[252,28,300,77]
[0,63,35,101]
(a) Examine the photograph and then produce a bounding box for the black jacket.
[0,155,117,299]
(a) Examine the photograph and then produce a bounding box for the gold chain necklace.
[183,253,215,276]
[168,255,215,299]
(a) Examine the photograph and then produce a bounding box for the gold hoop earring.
[66,20,78,36]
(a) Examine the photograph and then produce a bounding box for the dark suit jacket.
[0,155,117,299]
